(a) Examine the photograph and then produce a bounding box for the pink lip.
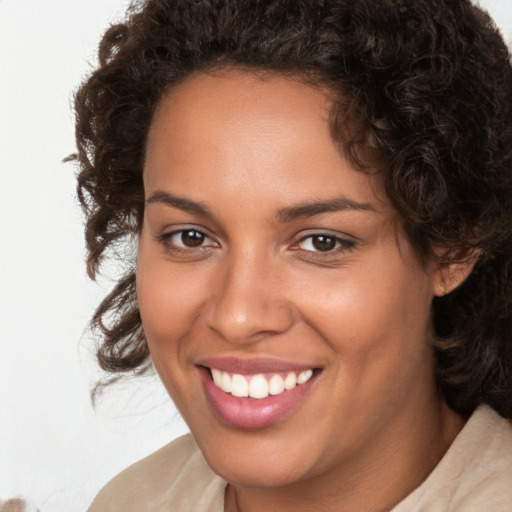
[197,360,319,430]
[197,356,315,374]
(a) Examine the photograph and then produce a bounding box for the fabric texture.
[88,405,512,511]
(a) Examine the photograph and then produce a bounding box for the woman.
[75,0,512,510]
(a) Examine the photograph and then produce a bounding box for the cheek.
[136,242,203,355]
[292,256,433,364]
[135,244,207,408]
[136,264,175,345]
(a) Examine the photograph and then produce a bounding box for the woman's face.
[137,71,443,488]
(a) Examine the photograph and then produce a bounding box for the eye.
[173,229,208,248]
[293,233,355,253]
[158,228,218,252]
[299,234,338,252]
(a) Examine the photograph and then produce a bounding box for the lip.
[197,356,316,374]
[197,358,320,429]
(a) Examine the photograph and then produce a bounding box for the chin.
[191,421,324,489]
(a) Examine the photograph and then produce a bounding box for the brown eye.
[311,235,336,252]
[159,228,216,251]
[157,227,219,258]
[294,233,354,255]
[180,229,206,247]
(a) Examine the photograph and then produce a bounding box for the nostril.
[203,299,295,344]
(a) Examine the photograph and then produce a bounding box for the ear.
[433,250,480,297]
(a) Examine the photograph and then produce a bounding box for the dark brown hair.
[72,0,512,418]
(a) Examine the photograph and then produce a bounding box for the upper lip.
[196,356,318,374]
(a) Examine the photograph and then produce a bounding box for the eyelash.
[293,233,355,255]
[156,228,356,258]
[157,228,217,253]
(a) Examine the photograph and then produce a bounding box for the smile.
[210,368,314,399]
[197,358,320,429]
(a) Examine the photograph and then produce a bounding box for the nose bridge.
[204,246,293,343]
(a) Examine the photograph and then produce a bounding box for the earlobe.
[433,251,480,297]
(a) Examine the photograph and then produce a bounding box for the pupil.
[312,235,335,251]
[181,230,204,247]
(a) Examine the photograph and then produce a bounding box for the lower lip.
[198,367,317,429]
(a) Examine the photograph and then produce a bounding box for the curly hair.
[72,0,512,418]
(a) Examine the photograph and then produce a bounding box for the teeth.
[297,369,313,384]
[211,368,223,387]
[231,374,249,397]
[221,372,232,393]
[248,374,269,399]
[268,374,285,395]
[209,368,314,399]
[284,372,297,390]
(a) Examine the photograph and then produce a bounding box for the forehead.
[147,71,332,162]
[152,70,330,124]
[144,71,386,210]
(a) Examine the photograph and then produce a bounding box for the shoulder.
[394,405,512,512]
[88,433,225,512]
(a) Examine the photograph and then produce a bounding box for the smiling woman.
[73,1,512,511]
[137,72,463,501]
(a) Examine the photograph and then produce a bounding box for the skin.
[137,71,467,512]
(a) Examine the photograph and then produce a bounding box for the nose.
[203,250,295,344]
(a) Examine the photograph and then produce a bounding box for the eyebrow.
[146,190,375,222]
[146,191,213,217]
[276,197,376,222]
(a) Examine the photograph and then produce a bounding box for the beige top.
[89,405,512,511]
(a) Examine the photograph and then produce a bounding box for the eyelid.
[289,230,356,254]
[156,225,220,251]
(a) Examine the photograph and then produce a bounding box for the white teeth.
[248,374,269,399]
[221,372,232,393]
[209,368,314,398]
[211,368,223,387]
[268,374,285,395]
[297,369,313,384]
[231,374,249,397]
[284,372,297,390]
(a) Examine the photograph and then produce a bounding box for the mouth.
[196,357,321,429]
[209,367,314,399]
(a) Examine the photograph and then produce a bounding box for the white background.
[0,1,511,510]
